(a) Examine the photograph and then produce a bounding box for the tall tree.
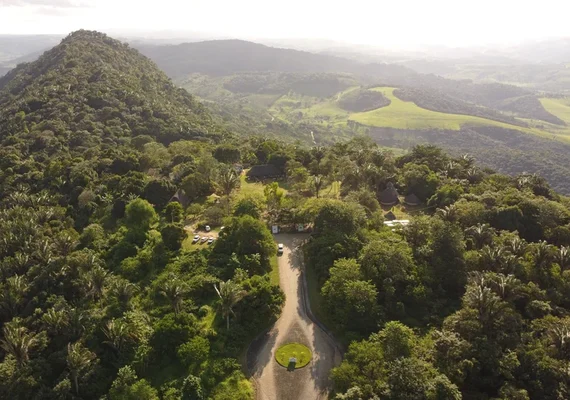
[0,319,38,366]
[214,280,246,330]
[66,342,96,395]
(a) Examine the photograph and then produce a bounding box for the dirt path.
[247,234,342,400]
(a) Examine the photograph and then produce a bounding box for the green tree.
[182,374,205,400]
[214,280,247,330]
[178,336,210,368]
[66,342,96,395]
[161,223,186,251]
[0,319,38,366]
[163,202,184,224]
[213,144,241,164]
[400,163,439,202]
[109,365,159,400]
[233,195,263,219]
[217,166,241,197]
[125,198,159,232]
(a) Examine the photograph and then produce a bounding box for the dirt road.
[247,234,342,400]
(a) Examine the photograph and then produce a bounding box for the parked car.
[205,225,211,232]
[201,236,208,243]
[192,235,200,243]
[277,243,284,255]
[208,237,215,245]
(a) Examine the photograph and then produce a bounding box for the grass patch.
[275,343,312,369]
[321,180,341,199]
[269,254,280,286]
[352,87,518,131]
[237,172,266,200]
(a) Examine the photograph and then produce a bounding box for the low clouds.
[0,0,91,7]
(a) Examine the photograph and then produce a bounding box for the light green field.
[540,97,570,125]
[351,88,520,131]
[268,87,570,143]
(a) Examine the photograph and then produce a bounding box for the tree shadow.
[247,327,279,377]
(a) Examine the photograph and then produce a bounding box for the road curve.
[247,234,342,400]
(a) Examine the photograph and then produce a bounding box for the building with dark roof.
[169,189,190,208]
[404,193,421,206]
[246,164,283,180]
[379,182,399,206]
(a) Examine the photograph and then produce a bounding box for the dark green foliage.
[211,215,275,276]
[233,196,263,219]
[160,224,186,251]
[338,88,390,112]
[143,179,176,210]
[213,144,241,164]
[181,374,204,400]
[400,163,439,202]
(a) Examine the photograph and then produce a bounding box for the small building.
[379,182,399,206]
[384,219,410,228]
[384,211,397,221]
[246,164,283,181]
[404,193,421,206]
[169,189,190,208]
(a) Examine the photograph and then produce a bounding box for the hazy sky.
[1,0,569,48]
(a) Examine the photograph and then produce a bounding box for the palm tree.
[42,307,70,335]
[466,167,481,184]
[214,280,247,330]
[534,241,554,268]
[0,319,38,367]
[67,342,96,395]
[160,275,187,315]
[435,205,458,222]
[68,308,87,339]
[311,175,324,199]
[544,317,570,355]
[506,237,527,258]
[500,253,520,275]
[311,146,325,164]
[490,274,522,301]
[84,265,108,301]
[480,246,505,272]
[466,223,495,249]
[34,238,53,265]
[53,234,78,257]
[558,246,570,271]
[464,284,501,325]
[217,166,240,197]
[0,274,28,317]
[108,279,138,310]
[102,319,134,355]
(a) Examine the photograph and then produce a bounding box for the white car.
[277,243,284,255]
[208,237,215,245]
[201,236,208,243]
[205,225,211,232]
[192,235,200,243]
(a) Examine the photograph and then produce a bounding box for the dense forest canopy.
[2,30,570,400]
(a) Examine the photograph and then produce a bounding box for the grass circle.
[275,342,312,369]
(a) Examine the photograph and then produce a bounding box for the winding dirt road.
[247,234,342,400]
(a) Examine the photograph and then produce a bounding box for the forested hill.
[135,39,382,77]
[0,30,225,146]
